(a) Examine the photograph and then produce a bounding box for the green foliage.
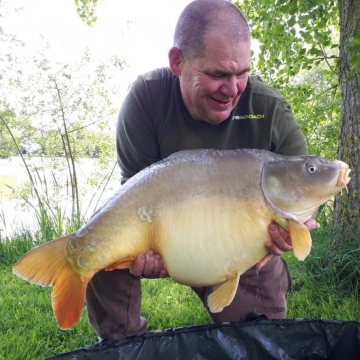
[0,2,124,227]
[0,108,36,158]
[0,42,122,225]
[23,51,118,163]
[75,0,98,26]
[279,69,340,159]
[1,157,117,240]
[348,24,360,75]
[236,1,341,159]
[287,225,360,302]
[0,231,39,266]
[239,0,339,85]
[1,45,120,164]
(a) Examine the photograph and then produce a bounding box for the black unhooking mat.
[47,318,360,360]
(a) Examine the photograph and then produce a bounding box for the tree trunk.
[333,0,360,246]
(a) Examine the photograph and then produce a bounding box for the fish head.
[261,155,351,223]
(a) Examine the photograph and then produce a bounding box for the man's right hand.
[130,250,169,278]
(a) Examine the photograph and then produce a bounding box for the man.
[86,0,316,340]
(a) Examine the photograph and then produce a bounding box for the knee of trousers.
[192,256,291,323]
[86,268,146,339]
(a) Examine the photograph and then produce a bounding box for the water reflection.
[0,156,120,238]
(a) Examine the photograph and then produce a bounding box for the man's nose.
[219,77,238,98]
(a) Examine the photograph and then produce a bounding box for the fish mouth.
[335,161,351,192]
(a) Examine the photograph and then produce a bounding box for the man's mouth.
[210,97,231,105]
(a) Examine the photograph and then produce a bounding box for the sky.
[1,0,194,87]
[1,0,260,97]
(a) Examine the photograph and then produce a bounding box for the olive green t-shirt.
[116,67,307,184]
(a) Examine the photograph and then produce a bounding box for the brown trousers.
[86,256,290,340]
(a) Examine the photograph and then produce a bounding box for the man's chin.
[204,112,231,124]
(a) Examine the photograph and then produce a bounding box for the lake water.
[0,156,121,238]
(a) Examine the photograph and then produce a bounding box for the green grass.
[0,264,208,359]
[286,226,360,321]
[1,226,360,359]
[1,268,97,358]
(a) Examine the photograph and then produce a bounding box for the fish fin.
[207,273,240,313]
[13,234,90,329]
[287,218,312,261]
[52,262,90,329]
[105,258,135,271]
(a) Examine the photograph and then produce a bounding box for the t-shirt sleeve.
[270,98,308,156]
[116,76,161,184]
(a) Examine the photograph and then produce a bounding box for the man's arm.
[116,75,169,277]
[116,76,161,184]
[271,98,308,156]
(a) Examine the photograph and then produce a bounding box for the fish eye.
[306,163,317,173]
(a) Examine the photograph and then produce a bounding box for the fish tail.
[13,234,90,329]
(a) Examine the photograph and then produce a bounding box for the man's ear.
[168,47,183,75]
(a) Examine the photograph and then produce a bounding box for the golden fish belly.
[154,195,273,287]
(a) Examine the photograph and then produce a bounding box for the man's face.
[178,33,251,125]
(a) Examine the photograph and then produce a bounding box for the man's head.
[169,0,251,125]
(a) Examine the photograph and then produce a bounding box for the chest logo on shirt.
[232,114,265,120]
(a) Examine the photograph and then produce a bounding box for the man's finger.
[153,253,164,275]
[277,226,292,246]
[159,269,169,278]
[266,224,292,250]
[129,253,146,277]
[304,218,317,231]
[264,241,284,256]
[255,253,274,270]
[143,250,155,275]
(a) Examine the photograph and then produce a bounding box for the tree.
[0,41,124,229]
[0,108,35,157]
[238,0,340,154]
[333,0,360,245]
[74,0,98,26]
[0,0,35,158]
[237,0,359,244]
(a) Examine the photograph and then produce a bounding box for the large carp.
[13,149,350,330]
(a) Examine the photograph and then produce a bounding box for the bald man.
[86,0,316,340]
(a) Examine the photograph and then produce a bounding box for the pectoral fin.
[105,258,135,271]
[287,218,312,261]
[207,273,240,313]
